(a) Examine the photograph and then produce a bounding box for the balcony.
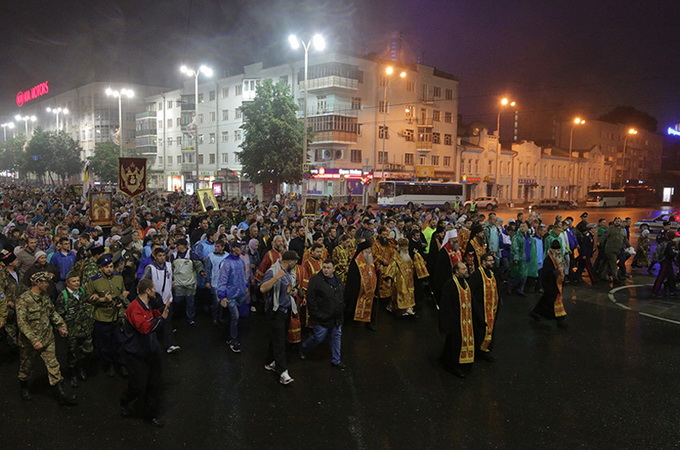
[135,111,157,120]
[299,108,359,119]
[135,128,157,138]
[300,76,359,93]
[181,146,195,153]
[416,141,433,151]
[137,145,157,156]
[181,163,195,172]
[181,102,195,112]
[312,131,358,144]
[415,118,434,127]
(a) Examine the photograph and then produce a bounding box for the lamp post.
[289,33,325,194]
[105,88,135,157]
[180,64,213,189]
[495,97,516,198]
[621,128,638,186]
[2,122,15,142]
[379,66,406,181]
[568,117,586,201]
[14,114,37,138]
[46,107,69,131]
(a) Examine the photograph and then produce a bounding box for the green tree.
[50,130,83,183]
[88,142,120,183]
[0,135,28,178]
[25,127,51,182]
[237,78,307,187]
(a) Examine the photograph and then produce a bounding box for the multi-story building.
[5,81,165,160]
[556,119,663,187]
[138,53,460,196]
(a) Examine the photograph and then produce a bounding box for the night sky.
[1,0,679,134]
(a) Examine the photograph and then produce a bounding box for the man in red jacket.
[120,278,170,427]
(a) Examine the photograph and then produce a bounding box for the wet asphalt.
[1,267,679,449]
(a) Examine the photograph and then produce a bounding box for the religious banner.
[118,157,147,197]
[197,188,219,212]
[89,192,113,227]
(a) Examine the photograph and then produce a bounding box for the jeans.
[174,294,195,321]
[227,293,246,342]
[211,288,225,322]
[301,323,343,365]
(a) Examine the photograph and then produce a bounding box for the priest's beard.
[363,251,374,266]
[400,250,411,262]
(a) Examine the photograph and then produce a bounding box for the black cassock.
[438,277,473,371]
[468,267,500,353]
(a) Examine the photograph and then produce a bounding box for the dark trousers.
[265,309,290,376]
[121,352,163,419]
[653,261,676,295]
[161,305,176,350]
[93,321,125,367]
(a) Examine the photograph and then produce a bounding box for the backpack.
[652,241,668,263]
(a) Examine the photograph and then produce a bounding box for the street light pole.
[496,98,516,199]
[380,66,406,181]
[47,107,68,131]
[181,65,213,190]
[105,88,135,157]
[568,117,585,201]
[621,128,638,186]
[15,114,37,138]
[289,34,325,195]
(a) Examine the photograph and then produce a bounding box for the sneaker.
[250,306,257,313]
[264,361,276,371]
[166,345,180,354]
[331,361,347,371]
[406,307,416,316]
[187,320,196,326]
[229,342,241,353]
[386,303,394,313]
[279,370,294,385]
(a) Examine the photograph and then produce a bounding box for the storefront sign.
[461,175,481,183]
[415,165,435,178]
[310,168,371,179]
[668,126,680,137]
[16,81,50,107]
[518,179,537,185]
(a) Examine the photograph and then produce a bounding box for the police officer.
[56,270,93,388]
[16,271,77,406]
[85,253,129,378]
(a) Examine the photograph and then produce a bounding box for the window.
[209,90,215,101]
[222,87,229,98]
[209,112,215,122]
[168,137,173,146]
[158,120,163,129]
[444,134,452,145]
[168,156,173,165]
[379,101,389,113]
[198,114,204,124]
[279,75,288,85]
[432,155,440,166]
[199,134,204,144]
[443,156,451,166]
[317,95,327,114]
[198,93,204,103]
[177,136,182,147]
[405,153,414,165]
[379,75,387,87]
[433,110,440,122]
[444,112,452,123]
[222,131,229,142]
[378,151,388,164]
[235,108,242,119]
[403,129,414,141]
[433,86,442,98]
[351,97,361,110]
[406,81,415,92]
[235,85,242,96]
[234,130,241,141]
[445,88,453,100]
[209,153,215,164]
[432,132,441,144]
[209,133,215,144]
[419,155,426,165]
[198,154,204,164]
[351,149,362,163]
[158,156,163,165]
[158,102,162,111]
[167,101,173,109]
[379,126,389,139]
[222,153,228,164]
[176,99,181,107]
[176,118,181,127]
[167,118,172,128]
[222,109,229,121]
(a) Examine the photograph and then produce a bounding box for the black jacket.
[307,272,344,327]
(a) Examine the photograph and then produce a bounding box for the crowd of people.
[1,183,678,426]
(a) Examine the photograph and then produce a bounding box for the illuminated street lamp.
[2,122,16,142]
[496,97,516,198]
[46,107,69,131]
[621,127,638,186]
[379,66,406,181]
[289,33,325,192]
[180,64,213,188]
[568,117,586,200]
[105,88,135,157]
[14,114,37,138]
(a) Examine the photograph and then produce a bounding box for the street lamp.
[496,97,516,198]
[46,107,69,131]
[180,64,213,189]
[105,87,135,157]
[14,114,37,138]
[289,34,325,193]
[2,122,15,142]
[568,117,586,200]
[621,127,638,186]
[378,66,406,181]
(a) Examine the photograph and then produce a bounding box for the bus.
[585,189,625,207]
[377,181,465,208]
[624,186,657,207]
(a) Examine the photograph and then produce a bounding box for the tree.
[0,135,28,179]
[25,127,51,182]
[88,142,120,183]
[50,130,83,183]
[237,78,308,187]
[598,106,658,133]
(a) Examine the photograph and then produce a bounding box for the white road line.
[608,284,680,325]
[639,312,680,325]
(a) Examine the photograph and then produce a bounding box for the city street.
[1,263,679,449]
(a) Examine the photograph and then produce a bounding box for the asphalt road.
[1,267,679,449]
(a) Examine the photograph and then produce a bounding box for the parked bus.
[585,189,625,207]
[624,186,657,207]
[377,181,465,208]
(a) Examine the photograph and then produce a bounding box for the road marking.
[608,284,680,325]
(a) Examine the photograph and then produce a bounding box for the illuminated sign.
[668,127,680,137]
[16,81,50,107]
[309,168,371,179]
[461,175,481,183]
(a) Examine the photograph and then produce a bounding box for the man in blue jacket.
[217,241,248,353]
